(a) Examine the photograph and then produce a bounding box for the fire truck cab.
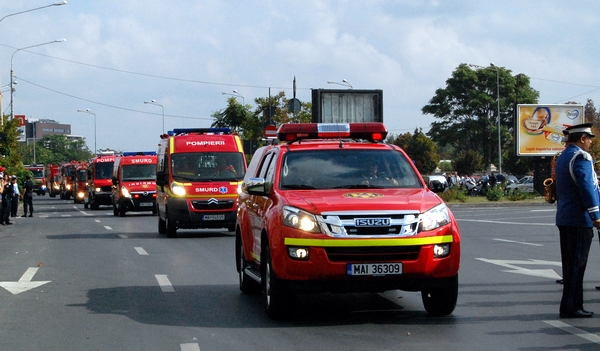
[85,152,117,210]
[236,123,460,319]
[156,128,247,237]
[24,164,46,195]
[111,151,158,217]
[59,161,78,200]
[73,162,88,204]
[46,164,60,197]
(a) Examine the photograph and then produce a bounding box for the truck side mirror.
[156,171,166,186]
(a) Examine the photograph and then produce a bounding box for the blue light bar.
[170,127,231,135]
[123,151,157,156]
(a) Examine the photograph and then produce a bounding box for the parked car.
[505,176,534,194]
[427,174,448,193]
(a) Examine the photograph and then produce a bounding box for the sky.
[1,0,600,154]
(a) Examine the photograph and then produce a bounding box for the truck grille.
[191,199,235,210]
[321,211,421,237]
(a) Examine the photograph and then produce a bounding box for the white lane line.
[155,275,175,292]
[456,218,554,226]
[95,220,101,223]
[180,343,200,351]
[493,238,543,246]
[104,226,112,230]
[118,234,128,239]
[134,247,148,255]
[544,320,600,344]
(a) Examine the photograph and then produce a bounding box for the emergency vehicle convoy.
[156,128,246,237]
[73,162,88,204]
[85,152,117,210]
[236,122,461,319]
[24,164,46,195]
[46,164,60,197]
[111,151,158,217]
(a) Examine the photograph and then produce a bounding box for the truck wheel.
[263,245,294,319]
[166,214,177,238]
[158,215,167,234]
[237,235,260,294]
[421,274,458,316]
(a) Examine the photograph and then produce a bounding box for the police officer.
[1,174,14,225]
[555,123,600,318]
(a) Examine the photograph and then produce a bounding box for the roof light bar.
[169,127,231,136]
[123,151,157,156]
[277,122,387,142]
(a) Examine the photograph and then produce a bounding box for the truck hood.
[280,188,443,214]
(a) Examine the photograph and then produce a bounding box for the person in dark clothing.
[10,175,19,217]
[22,175,34,217]
[1,174,14,225]
[555,123,600,318]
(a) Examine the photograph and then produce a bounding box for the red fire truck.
[236,123,461,319]
[85,152,117,210]
[156,128,247,237]
[46,164,60,197]
[59,161,79,200]
[73,161,88,204]
[24,164,46,195]
[111,151,158,216]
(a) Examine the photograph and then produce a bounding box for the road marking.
[95,220,101,223]
[180,343,201,351]
[155,275,175,292]
[493,238,543,246]
[104,226,112,230]
[544,320,600,344]
[134,247,148,255]
[118,234,128,239]
[0,267,51,295]
[457,219,554,226]
[476,258,562,279]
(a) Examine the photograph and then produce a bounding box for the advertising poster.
[516,104,583,156]
[15,114,26,143]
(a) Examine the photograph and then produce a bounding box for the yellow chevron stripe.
[284,235,453,247]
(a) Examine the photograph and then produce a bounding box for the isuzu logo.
[355,218,391,227]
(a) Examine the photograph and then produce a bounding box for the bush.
[485,186,504,201]
[506,189,536,201]
[439,187,468,203]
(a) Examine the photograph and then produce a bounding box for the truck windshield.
[171,152,245,182]
[280,149,422,190]
[29,169,44,178]
[95,163,114,180]
[122,164,156,181]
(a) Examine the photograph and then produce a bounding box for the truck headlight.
[171,183,186,196]
[283,206,321,233]
[419,203,450,232]
[121,186,131,198]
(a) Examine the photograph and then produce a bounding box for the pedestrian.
[10,175,19,217]
[22,175,34,217]
[555,123,600,318]
[1,174,14,225]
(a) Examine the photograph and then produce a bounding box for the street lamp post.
[11,39,66,120]
[221,90,244,105]
[144,99,164,133]
[469,63,502,174]
[327,79,353,89]
[77,109,96,154]
[0,1,67,23]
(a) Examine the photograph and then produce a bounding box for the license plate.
[139,202,153,207]
[203,214,225,221]
[347,263,403,276]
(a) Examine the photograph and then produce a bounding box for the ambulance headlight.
[66,184,72,190]
[95,187,101,192]
[171,183,186,196]
[419,203,450,232]
[283,206,320,233]
[121,187,131,198]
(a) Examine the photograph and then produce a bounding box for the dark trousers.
[1,197,12,223]
[11,194,18,216]
[23,196,33,215]
[559,226,594,314]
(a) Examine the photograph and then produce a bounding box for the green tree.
[0,116,26,175]
[422,63,539,174]
[453,149,484,176]
[23,134,93,165]
[390,128,439,174]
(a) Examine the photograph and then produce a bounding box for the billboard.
[311,89,383,123]
[15,115,26,143]
[516,104,583,156]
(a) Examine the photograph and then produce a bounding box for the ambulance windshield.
[280,149,421,190]
[122,165,156,181]
[171,152,245,182]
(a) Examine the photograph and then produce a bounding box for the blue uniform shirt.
[555,143,600,227]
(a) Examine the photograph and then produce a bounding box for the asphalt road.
[1,197,599,350]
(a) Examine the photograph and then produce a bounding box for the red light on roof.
[277,122,387,142]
